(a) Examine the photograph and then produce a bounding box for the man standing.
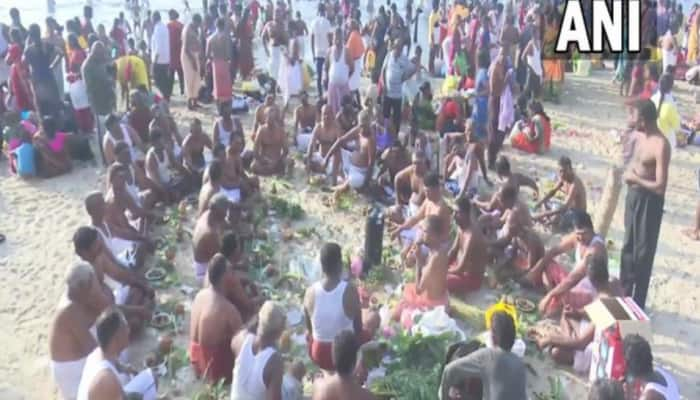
[150,11,173,101]
[381,39,417,133]
[621,99,671,309]
[167,10,185,97]
[82,42,116,165]
[182,14,203,110]
[207,18,233,106]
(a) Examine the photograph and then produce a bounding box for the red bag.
[590,324,626,381]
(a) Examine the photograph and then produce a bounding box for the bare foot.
[682,228,700,241]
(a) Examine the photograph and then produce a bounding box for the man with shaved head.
[50,262,111,400]
[192,193,230,282]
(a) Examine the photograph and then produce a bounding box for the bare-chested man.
[207,17,234,104]
[392,215,450,323]
[251,106,291,176]
[181,118,213,187]
[377,141,411,195]
[223,134,259,206]
[50,263,110,400]
[306,105,342,182]
[198,160,224,216]
[189,254,243,383]
[262,10,289,92]
[312,330,377,400]
[182,13,203,109]
[253,94,277,136]
[447,197,490,295]
[73,226,154,332]
[295,91,318,151]
[388,150,428,226]
[86,191,152,270]
[192,193,229,282]
[390,172,453,265]
[472,155,538,213]
[482,184,533,244]
[620,99,671,310]
[113,142,159,213]
[533,156,587,233]
[323,110,376,194]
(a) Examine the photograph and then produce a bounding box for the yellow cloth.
[365,50,376,72]
[428,10,441,43]
[449,5,469,32]
[657,102,681,138]
[689,17,699,64]
[115,55,149,88]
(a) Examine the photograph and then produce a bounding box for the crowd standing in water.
[1,0,697,398]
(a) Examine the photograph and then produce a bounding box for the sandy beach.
[1,33,700,400]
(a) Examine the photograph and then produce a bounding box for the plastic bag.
[411,306,466,340]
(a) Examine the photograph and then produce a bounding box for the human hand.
[623,169,637,184]
[536,334,550,349]
[538,295,551,315]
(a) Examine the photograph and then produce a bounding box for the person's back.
[313,375,376,400]
[419,245,449,301]
[191,288,241,347]
[312,331,377,400]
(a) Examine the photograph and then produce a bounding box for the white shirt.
[151,21,170,64]
[311,17,332,57]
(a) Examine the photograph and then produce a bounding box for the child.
[281,360,305,400]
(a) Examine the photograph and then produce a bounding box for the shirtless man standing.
[388,150,428,226]
[207,17,234,105]
[312,330,377,400]
[251,106,291,176]
[295,91,318,151]
[447,197,490,294]
[181,118,212,187]
[620,99,671,309]
[306,105,342,182]
[393,215,451,322]
[192,193,229,282]
[182,13,203,110]
[50,263,110,400]
[189,254,243,383]
[533,156,587,232]
[324,110,376,194]
[262,11,290,93]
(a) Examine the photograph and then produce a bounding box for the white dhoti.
[193,260,208,282]
[341,149,367,189]
[312,152,335,175]
[113,284,131,305]
[573,321,594,375]
[402,201,421,220]
[219,187,242,203]
[269,46,282,80]
[296,127,313,151]
[349,58,363,91]
[279,61,303,103]
[123,368,157,400]
[51,358,87,400]
[109,237,137,267]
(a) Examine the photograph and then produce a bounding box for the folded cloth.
[51,357,87,400]
[341,149,367,189]
[190,340,235,383]
[123,368,157,400]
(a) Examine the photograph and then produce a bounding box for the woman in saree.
[687,9,699,65]
[6,30,33,112]
[510,100,551,155]
[542,11,564,103]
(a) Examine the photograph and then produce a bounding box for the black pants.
[383,96,402,132]
[170,66,184,95]
[372,44,387,84]
[153,63,173,99]
[620,186,665,309]
[315,57,325,97]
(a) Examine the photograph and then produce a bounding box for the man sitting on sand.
[439,311,526,400]
[145,128,188,202]
[472,156,538,212]
[189,254,243,383]
[181,118,212,187]
[535,253,622,375]
[387,150,429,227]
[621,334,681,399]
[390,172,453,264]
[198,160,224,216]
[295,91,317,151]
[86,191,151,269]
[525,211,607,317]
[251,106,292,176]
[323,110,376,195]
[113,142,159,212]
[103,113,146,166]
[219,232,264,321]
[393,216,451,327]
[253,94,278,136]
[443,120,491,198]
[447,197,489,294]
[305,105,342,183]
[50,263,111,400]
[533,156,587,232]
[377,141,411,198]
[312,331,377,400]
[76,308,158,400]
[192,194,229,282]
[479,185,533,243]
[304,242,380,371]
[73,226,154,332]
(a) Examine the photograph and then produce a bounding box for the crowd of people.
[0,0,696,398]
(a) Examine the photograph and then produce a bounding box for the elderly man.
[447,196,490,295]
[73,226,154,331]
[387,150,429,227]
[312,331,377,400]
[230,301,286,399]
[251,106,291,176]
[50,263,111,400]
[323,110,376,195]
[192,193,230,281]
[304,242,380,371]
[533,156,587,233]
[305,104,341,183]
[76,308,158,400]
[181,118,212,187]
[189,254,243,383]
[82,41,116,164]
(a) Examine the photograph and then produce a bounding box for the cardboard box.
[585,297,651,382]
